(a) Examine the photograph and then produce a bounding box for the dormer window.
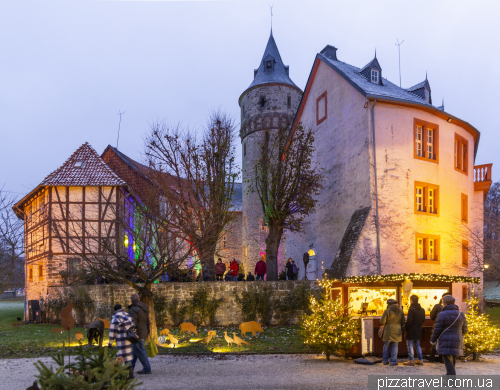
[371,70,379,84]
[74,161,84,168]
[266,60,273,69]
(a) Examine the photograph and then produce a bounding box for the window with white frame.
[427,128,434,159]
[415,234,440,262]
[220,233,227,249]
[414,181,439,216]
[414,119,438,162]
[417,238,424,260]
[416,187,424,212]
[371,69,379,84]
[428,188,435,214]
[415,125,423,157]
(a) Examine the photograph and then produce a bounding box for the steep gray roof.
[246,33,298,91]
[319,53,434,107]
[326,207,371,279]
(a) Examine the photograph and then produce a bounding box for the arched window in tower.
[259,96,266,108]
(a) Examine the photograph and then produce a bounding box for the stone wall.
[47,280,320,326]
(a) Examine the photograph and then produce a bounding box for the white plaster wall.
[373,102,482,277]
[287,60,372,279]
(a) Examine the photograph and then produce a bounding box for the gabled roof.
[359,56,382,74]
[244,33,299,93]
[102,145,153,183]
[407,78,430,92]
[41,143,126,186]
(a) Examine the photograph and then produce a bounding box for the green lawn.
[486,306,500,327]
[0,298,318,359]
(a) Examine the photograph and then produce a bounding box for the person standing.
[237,260,246,281]
[215,258,226,281]
[292,260,298,280]
[128,294,152,375]
[431,295,468,375]
[254,256,267,281]
[429,292,452,363]
[403,295,425,366]
[246,272,255,281]
[286,258,294,280]
[380,298,405,366]
[108,304,134,378]
[228,258,239,281]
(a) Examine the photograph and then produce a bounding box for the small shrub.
[153,293,169,327]
[167,298,188,327]
[185,286,223,326]
[234,284,274,325]
[34,344,139,389]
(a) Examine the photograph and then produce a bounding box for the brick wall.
[47,280,320,326]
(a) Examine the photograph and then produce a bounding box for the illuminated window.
[454,133,468,174]
[462,285,468,301]
[461,193,468,222]
[414,182,439,216]
[259,220,268,232]
[38,263,44,281]
[414,119,438,162]
[29,266,33,282]
[427,128,434,159]
[220,233,227,249]
[415,234,440,262]
[244,246,248,256]
[416,187,424,212]
[415,126,423,157]
[462,240,469,267]
[371,69,379,84]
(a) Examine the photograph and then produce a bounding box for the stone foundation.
[47,280,320,326]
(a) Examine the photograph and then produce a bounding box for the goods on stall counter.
[180,322,198,335]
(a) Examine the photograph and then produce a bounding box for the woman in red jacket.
[229,258,239,281]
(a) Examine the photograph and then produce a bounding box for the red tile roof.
[41,142,126,186]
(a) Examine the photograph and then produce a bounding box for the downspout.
[370,99,382,274]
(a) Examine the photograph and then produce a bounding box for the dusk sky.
[2,0,499,197]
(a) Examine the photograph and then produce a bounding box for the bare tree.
[248,123,324,280]
[57,185,192,342]
[145,111,239,278]
[0,188,24,293]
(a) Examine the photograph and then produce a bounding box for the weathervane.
[269,4,274,34]
[395,39,404,87]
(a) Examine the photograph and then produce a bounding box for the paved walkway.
[2,354,500,390]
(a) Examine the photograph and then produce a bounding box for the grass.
[0,298,318,359]
[486,306,500,327]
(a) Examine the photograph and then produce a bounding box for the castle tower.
[239,32,302,275]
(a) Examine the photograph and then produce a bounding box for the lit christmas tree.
[300,294,360,360]
[463,295,500,360]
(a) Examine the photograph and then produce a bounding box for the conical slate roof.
[41,142,126,186]
[246,33,298,90]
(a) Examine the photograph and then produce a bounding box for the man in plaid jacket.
[108,304,134,375]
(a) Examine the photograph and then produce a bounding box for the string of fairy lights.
[319,273,480,288]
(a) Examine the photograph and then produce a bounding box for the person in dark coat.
[128,294,151,374]
[255,256,267,281]
[246,272,255,281]
[286,258,294,280]
[87,319,105,347]
[431,295,468,375]
[429,292,451,362]
[403,295,425,366]
[380,299,405,366]
[214,258,226,281]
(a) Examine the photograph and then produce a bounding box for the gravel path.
[2,354,500,390]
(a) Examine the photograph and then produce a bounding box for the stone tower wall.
[239,84,302,277]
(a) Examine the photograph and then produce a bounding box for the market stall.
[324,273,480,357]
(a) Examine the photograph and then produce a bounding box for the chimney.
[320,45,338,61]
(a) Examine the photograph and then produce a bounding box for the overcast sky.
[1,0,499,197]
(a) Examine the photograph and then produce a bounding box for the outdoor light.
[447,118,452,123]
[484,264,490,269]
[364,102,368,108]
[124,235,129,247]
[133,243,137,252]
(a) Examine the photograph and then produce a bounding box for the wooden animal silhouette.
[239,321,264,337]
[180,322,198,335]
[208,330,217,337]
[160,328,170,336]
[192,334,213,345]
[60,299,75,331]
[232,332,251,346]
[98,318,111,329]
[50,328,64,334]
[168,333,179,348]
[224,331,235,346]
[26,381,40,390]
[74,331,84,340]
[11,323,20,328]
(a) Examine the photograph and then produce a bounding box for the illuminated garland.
[319,273,480,288]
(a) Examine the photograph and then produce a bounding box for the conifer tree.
[464,295,500,360]
[300,294,360,360]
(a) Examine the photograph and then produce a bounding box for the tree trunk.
[265,226,283,281]
[139,288,158,344]
[198,242,216,281]
[473,352,478,361]
[326,352,331,361]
